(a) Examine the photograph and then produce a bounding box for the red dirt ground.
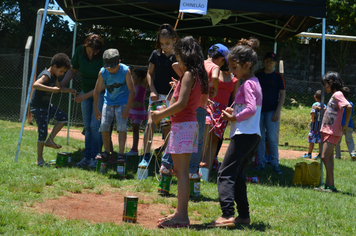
[27,127,307,228]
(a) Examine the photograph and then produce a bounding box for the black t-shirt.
[149,50,179,94]
[30,69,57,108]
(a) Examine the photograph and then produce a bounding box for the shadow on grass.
[189,221,269,232]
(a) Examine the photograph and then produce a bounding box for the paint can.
[158,174,172,195]
[56,152,71,167]
[199,167,209,182]
[137,167,148,180]
[150,100,170,127]
[123,196,138,223]
[190,177,201,197]
[117,162,126,178]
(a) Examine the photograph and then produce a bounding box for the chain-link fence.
[1,53,355,128]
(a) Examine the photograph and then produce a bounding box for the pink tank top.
[213,77,238,105]
[171,76,201,123]
[133,85,147,103]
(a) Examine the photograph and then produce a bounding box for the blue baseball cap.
[208,43,230,64]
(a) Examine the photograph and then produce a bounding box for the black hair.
[174,36,208,94]
[50,53,71,69]
[315,90,321,100]
[227,45,258,71]
[208,46,224,60]
[155,23,178,50]
[341,87,350,99]
[133,67,147,84]
[321,71,343,92]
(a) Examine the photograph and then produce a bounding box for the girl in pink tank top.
[126,68,148,156]
[151,36,208,228]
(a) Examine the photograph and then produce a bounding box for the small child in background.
[302,90,326,159]
[335,87,356,161]
[316,71,352,193]
[30,53,76,166]
[125,68,148,156]
[94,48,135,163]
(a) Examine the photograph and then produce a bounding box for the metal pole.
[67,22,78,145]
[15,0,50,162]
[320,18,326,186]
[20,36,33,122]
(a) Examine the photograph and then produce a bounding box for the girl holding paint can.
[151,36,208,228]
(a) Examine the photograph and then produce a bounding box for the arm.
[94,71,104,121]
[147,63,158,101]
[310,112,315,123]
[33,75,61,93]
[210,67,220,97]
[122,69,135,119]
[272,89,285,122]
[151,71,194,123]
[342,105,352,133]
[56,79,77,96]
[60,68,78,87]
[172,62,184,77]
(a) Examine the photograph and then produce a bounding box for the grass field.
[1,106,356,235]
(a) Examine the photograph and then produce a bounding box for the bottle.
[246,176,259,183]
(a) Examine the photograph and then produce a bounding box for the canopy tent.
[56,0,325,41]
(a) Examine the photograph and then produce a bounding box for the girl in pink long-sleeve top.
[208,45,262,228]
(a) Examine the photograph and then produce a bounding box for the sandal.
[157,219,190,228]
[37,161,48,167]
[117,154,126,163]
[199,162,207,167]
[95,151,110,162]
[207,220,235,228]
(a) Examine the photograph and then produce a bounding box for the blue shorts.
[99,103,127,132]
[30,104,68,142]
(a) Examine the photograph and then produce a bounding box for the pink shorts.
[129,107,147,121]
[166,121,198,154]
[321,132,341,146]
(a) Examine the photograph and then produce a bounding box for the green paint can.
[117,162,126,178]
[56,152,71,168]
[158,174,172,195]
[190,177,201,197]
[96,160,106,173]
[123,196,138,223]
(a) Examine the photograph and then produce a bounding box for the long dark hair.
[155,23,178,51]
[174,36,208,94]
[322,71,343,92]
[82,34,104,59]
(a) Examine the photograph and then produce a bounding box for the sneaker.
[88,158,97,168]
[351,154,356,161]
[302,153,311,158]
[76,158,91,167]
[138,159,149,168]
[272,166,283,175]
[321,185,338,193]
[189,172,202,179]
[159,165,173,175]
[125,150,138,156]
[253,164,265,171]
[313,154,320,160]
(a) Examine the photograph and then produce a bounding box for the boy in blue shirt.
[335,87,356,161]
[94,49,135,163]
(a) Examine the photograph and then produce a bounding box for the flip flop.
[157,219,190,228]
[207,220,235,228]
[44,143,62,149]
[37,161,48,167]
[157,215,172,223]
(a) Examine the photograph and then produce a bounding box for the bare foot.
[157,213,177,223]
[44,140,62,149]
[207,216,235,228]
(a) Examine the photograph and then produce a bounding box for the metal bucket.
[150,100,171,127]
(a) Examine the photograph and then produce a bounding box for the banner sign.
[179,0,208,15]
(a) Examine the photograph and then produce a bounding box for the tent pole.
[66,22,78,145]
[320,17,326,186]
[15,0,50,162]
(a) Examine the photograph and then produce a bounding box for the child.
[317,71,352,193]
[125,68,148,156]
[335,87,356,161]
[94,48,135,163]
[30,53,76,166]
[208,45,262,227]
[301,90,326,159]
[151,36,208,228]
[138,23,179,169]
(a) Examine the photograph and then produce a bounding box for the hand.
[342,124,348,133]
[53,87,61,94]
[271,111,280,122]
[122,107,130,119]
[221,108,234,121]
[169,77,178,90]
[72,93,86,103]
[94,109,101,121]
[150,92,158,102]
[150,110,161,124]
[71,89,77,97]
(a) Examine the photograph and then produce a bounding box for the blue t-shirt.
[341,101,354,128]
[101,63,129,105]
[256,70,285,112]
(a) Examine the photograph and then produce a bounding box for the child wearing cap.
[255,52,286,174]
[94,48,135,163]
